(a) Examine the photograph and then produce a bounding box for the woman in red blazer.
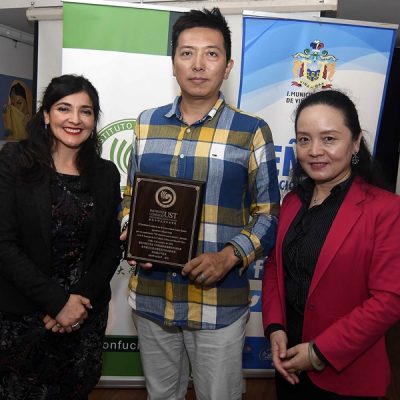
[262,90,400,399]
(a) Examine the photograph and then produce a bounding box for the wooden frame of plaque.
[126,173,205,267]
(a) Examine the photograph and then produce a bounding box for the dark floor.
[90,325,400,400]
[89,378,277,400]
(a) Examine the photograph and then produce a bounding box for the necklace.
[311,190,325,206]
[311,191,329,206]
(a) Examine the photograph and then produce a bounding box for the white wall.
[0,33,33,78]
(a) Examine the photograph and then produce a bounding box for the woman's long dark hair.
[18,74,101,177]
[291,90,383,188]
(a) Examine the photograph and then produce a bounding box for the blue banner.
[239,14,397,192]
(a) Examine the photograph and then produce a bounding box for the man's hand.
[181,246,239,285]
[120,229,128,241]
[120,226,152,269]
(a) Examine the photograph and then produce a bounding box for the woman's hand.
[42,314,68,333]
[281,342,313,377]
[270,330,300,385]
[54,294,92,330]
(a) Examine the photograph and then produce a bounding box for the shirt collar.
[297,175,353,204]
[164,92,225,124]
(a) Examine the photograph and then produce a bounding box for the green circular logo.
[98,119,136,191]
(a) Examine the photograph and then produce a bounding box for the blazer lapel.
[278,194,302,250]
[85,162,104,266]
[32,176,52,252]
[308,180,365,297]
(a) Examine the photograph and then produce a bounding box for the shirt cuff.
[121,215,129,233]
[313,342,328,365]
[264,323,285,338]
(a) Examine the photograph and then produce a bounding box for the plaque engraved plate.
[127,173,205,267]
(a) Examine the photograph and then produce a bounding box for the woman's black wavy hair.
[18,74,101,176]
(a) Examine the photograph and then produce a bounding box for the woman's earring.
[90,130,94,139]
[351,152,360,165]
[44,123,48,130]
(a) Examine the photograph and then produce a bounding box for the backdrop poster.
[0,74,32,142]
[62,0,274,384]
[239,12,397,193]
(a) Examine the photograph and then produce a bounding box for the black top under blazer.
[0,142,122,317]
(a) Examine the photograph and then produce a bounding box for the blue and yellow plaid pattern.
[122,94,280,329]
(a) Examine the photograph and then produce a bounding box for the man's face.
[172,27,233,102]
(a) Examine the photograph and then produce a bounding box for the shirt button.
[186,128,191,134]
[180,154,185,158]
[172,272,177,277]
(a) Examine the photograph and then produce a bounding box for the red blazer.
[262,177,400,396]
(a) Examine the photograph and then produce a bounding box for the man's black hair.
[171,8,231,63]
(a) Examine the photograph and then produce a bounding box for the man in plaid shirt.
[120,8,280,400]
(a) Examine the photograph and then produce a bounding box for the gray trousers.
[132,310,248,400]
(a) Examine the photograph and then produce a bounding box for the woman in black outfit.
[0,74,121,399]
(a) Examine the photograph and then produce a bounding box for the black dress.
[0,173,108,400]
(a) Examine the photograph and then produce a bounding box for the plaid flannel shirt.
[121,94,280,329]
